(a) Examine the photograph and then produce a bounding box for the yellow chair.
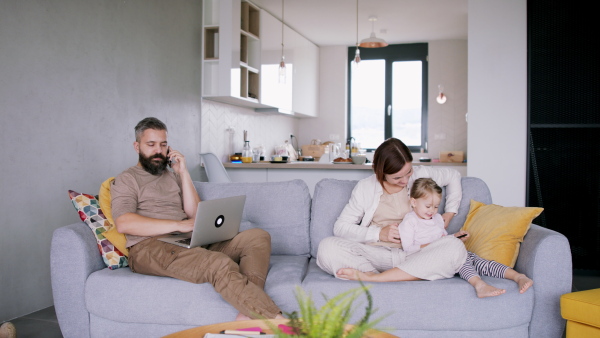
[561,288,600,337]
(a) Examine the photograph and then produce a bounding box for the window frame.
[347,43,429,152]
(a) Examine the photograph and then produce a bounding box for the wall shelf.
[204,26,219,59]
[201,0,262,105]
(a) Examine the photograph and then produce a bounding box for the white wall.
[467,0,527,206]
[428,40,469,159]
[0,0,203,321]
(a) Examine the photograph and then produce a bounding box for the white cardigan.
[333,166,462,243]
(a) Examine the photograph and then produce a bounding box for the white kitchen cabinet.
[256,9,319,117]
[258,9,293,113]
[289,26,319,117]
[202,0,266,108]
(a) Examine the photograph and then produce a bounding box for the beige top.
[111,166,187,247]
[371,187,411,227]
[368,187,411,248]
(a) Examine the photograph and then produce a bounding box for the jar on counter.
[241,141,252,163]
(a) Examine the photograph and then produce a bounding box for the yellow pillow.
[104,226,129,257]
[99,177,129,256]
[99,177,115,225]
[461,200,543,268]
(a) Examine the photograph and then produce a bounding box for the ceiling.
[251,0,468,47]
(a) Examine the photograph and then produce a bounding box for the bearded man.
[111,117,283,321]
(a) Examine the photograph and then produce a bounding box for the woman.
[316,138,467,281]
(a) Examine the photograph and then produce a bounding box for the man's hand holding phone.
[167,146,186,174]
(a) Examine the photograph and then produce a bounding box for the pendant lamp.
[278,0,286,84]
[353,0,361,64]
[359,16,388,48]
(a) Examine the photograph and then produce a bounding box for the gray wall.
[0,0,203,321]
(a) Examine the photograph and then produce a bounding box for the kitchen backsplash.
[200,99,297,162]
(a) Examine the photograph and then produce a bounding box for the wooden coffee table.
[163,319,398,338]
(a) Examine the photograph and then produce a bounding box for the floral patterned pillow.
[68,190,128,269]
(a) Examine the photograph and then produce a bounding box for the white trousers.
[316,235,467,281]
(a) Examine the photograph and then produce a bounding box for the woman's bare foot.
[336,268,375,281]
[514,274,534,294]
[470,277,506,298]
[235,312,252,321]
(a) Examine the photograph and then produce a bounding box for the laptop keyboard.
[176,238,191,245]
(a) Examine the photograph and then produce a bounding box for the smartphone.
[457,233,467,239]
[167,147,172,167]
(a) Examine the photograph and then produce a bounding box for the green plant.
[268,282,387,338]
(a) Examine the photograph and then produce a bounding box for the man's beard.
[139,152,168,176]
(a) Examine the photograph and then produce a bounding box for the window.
[347,43,428,152]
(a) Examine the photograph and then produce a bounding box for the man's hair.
[372,138,414,187]
[410,178,442,200]
[134,117,167,141]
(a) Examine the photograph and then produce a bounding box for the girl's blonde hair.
[410,178,442,200]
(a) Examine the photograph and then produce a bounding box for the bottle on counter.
[241,140,252,163]
[345,140,350,158]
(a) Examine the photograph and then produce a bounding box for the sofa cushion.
[86,268,235,325]
[301,259,533,333]
[310,179,358,258]
[85,255,309,325]
[68,190,128,269]
[445,177,492,234]
[263,255,309,314]
[461,200,543,267]
[194,180,311,256]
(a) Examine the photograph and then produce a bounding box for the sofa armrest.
[51,223,106,338]
[515,224,572,338]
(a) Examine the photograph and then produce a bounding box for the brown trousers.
[128,228,281,318]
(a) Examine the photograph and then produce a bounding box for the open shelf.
[202,0,262,106]
[241,1,260,38]
[248,69,259,100]
[204,27,219,60]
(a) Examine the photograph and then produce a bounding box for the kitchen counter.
[217,161,467,195]
[223,161,466,170]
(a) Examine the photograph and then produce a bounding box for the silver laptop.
[158,195,246,248]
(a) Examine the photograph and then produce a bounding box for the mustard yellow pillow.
[99,177,115,226]
[104,226,129,257]
[461,200,543,268]
[99,177,129,256]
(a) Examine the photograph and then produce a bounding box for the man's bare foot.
[472,279,506,298]
[514,274,534,294]
[235,312,252,321]
[336,268,375,281]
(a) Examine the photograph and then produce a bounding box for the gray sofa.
[51,177,572,337]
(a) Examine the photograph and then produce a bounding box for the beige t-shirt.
[111,166,187,247]
[368,187,411,248]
